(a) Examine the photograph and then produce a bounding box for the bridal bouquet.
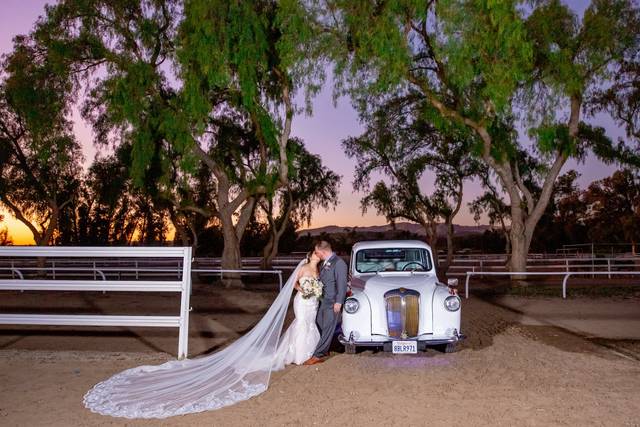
[299,277,323,300]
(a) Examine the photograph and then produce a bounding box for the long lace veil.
[83,260,303,419]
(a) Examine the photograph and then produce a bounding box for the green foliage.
[523,0,639,121]
[0,32,83,244]
[322,0,639,166]
[584,169,640,245]
[437,0,533,114]
[178,0,315,152]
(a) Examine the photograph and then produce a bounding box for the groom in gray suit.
[304,240,348,365]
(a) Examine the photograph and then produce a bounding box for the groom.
[304,240,348,365]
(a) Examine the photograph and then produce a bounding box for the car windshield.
[354,248,433,273]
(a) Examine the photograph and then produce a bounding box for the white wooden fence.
[0,247,193,359]
[464,271,640,299]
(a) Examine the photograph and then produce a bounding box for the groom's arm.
[334,259,348,312]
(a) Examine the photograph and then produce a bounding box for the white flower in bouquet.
[299,276,323,300]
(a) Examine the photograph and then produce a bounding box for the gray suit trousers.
[313,302,340,358]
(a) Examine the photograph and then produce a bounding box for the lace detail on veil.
[83,261,303,419]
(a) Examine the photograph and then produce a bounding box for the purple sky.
[0,1,624,243]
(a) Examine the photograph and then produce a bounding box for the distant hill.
[297,222,490,237]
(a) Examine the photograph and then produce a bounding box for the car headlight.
[344,298,360,314]
[444,296,461,312]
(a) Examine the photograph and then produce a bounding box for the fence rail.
[463,270,640,299]
[0,246,192,359]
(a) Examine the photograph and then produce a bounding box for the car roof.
[351,240,432,251]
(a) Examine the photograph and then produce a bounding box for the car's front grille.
[384,289,420,338]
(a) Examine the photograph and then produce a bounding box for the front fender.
[341,289,373,341]
[431,286,462,336]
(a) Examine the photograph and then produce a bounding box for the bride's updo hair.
[304,250,314,264]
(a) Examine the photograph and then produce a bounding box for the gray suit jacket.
[318,253,348,308]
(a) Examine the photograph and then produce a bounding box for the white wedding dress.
[272,277,320,369]
[83,261,318,419]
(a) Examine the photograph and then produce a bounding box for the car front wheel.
[437,343,457,353]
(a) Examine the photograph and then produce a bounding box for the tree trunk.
[504,231,511,256]
[187,221,199,255]
[36,207,59,277]
[263,233,281,270]
[443,218,454,275]
[218,197,256,288]
[509,227,528,273]
[422,221,440,277]
[508,200,529,281]
[443,181,463,276]
[220,213,243,288]
[260,193,294,270]
[261,234,275,270]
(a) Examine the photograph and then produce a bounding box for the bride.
[273,251,321,368]
[84,252,323,419]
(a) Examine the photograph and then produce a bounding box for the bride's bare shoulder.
[298,264,312,276]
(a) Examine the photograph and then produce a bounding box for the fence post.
[178,247,192,360]
[479,260,483,279]
[135,260,139,280]
[93,261,97,280]
[52,261,56,280]
[562,273,572,299]
[278,271,283,290]
[565,259,569,273]
[607,258,611,279]
[465,273,471,299]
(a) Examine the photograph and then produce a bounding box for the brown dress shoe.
[303,356,323,365]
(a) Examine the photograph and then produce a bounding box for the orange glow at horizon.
[0,205,395,246]
[1,209,35,245]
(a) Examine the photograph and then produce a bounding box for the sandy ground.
[493,295,640,339]
[1,285,639,426]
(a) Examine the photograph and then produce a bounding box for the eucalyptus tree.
[0,36,83,246]
[584,169,640,254]
[0,215,12,246]
[342,96,481,272]
[49,144,167,246]
[468,173,512,254]
[30,0,320,284]
[259,139,340,268]
[165,161,216,250]
[590,47,640,142]
[313,0,640,273]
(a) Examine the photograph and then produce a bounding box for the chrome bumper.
[339,332,466,349]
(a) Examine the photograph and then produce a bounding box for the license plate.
[392,340,417,354]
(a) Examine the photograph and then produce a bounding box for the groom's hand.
[333,303,342,314]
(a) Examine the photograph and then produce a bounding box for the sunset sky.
[0,0,624,245]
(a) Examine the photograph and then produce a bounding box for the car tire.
[439,343,457,353]
[344,343,357,354]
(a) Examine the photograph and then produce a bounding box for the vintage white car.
[339,240,464,354]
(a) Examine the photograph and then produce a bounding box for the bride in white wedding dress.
[83,253,322,419]
[273,252,321,368]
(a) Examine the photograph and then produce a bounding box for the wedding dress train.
[272,280,320,369]
[83,261,306,419]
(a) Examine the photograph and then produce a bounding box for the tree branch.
[0,194,42,240]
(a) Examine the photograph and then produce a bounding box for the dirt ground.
[1,284,639,426]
